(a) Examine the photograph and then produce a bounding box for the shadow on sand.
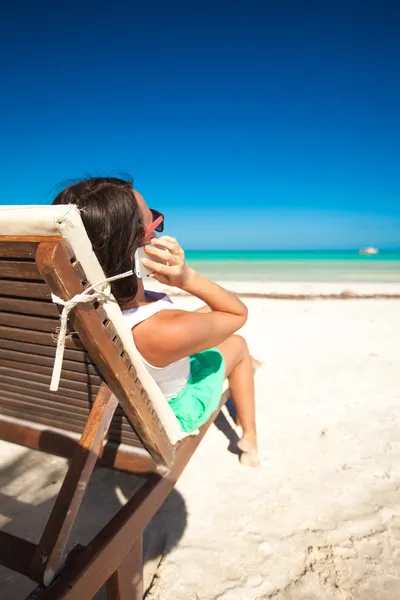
[0,407,239,599]
[0,443,186,599]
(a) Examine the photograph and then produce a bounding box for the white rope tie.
[50,270,133,391]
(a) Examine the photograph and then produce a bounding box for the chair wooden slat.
[0,312,58,332]
[0,405,88,435]
[0,371,100,400]
[0,403,140,445]
[0,346,99,375]
[0,394,138,439]
[0,393,94,420]
[0,385,95,412]
[0,235,61,243]
[0,241,39,259]
[0,381,137,435]
[0,327,86,351]
[0,260,41,279]
[0,379,98,409]
[0,279,50,299]
[0,332,86,356]
[0,416,156,473]
[0,357,102,385]
[0,405,141,444]
[0,296,60,317]
[0,378,94,405]
[0,386,140,440]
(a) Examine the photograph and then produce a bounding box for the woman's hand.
[142,236,193,289]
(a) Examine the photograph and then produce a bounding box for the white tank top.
[122,291,190,399]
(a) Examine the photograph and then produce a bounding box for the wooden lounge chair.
[0,205,229,599]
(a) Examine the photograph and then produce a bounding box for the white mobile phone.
[134,246,169,279]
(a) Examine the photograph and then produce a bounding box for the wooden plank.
[0,347,100,376]
[35,396,227,600]
[0,405,139,446]
[0,405,89,435]
[0,312,58,333]
[0,389,138,439]
[0,296,60,317]
[0,366,101,395]
[0,324,85,350]
[0,235,61,243]
[0,374,98,402]
[36,241,174,469]
[0,280,50,299]
[0,260,41,279]
[0,357,102,385]
[0,393,96,422]
[0,532,38,580]
[106,538,143,600]
[0,241,38,259]
[0,380,98,409]
[0,393,137,439]
[30,384,119,585]
[0,392,92,418]
[0,416,155,473]
[0,335,88,358]
[0,383,136,428]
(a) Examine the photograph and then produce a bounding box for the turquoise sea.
[184,251,400,283]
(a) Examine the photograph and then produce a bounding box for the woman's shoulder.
[122,290,178,330]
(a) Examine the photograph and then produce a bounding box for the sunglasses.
[144,208,164,237]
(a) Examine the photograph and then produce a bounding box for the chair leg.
[106,537,143,600]
[30,383,118,585]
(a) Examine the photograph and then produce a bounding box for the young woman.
[53,177,259,466]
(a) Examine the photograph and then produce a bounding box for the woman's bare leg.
[216,335,259,466]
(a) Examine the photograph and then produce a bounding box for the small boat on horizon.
[359,247,379,255]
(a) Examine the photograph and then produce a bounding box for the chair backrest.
[0,205,185,470]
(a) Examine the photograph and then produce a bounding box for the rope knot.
[50,270,133,391]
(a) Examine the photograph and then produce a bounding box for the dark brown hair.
[52,177,145,303]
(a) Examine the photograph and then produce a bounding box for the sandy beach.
[1,289,400,599]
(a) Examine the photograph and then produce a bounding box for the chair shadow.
[0,434,188,600]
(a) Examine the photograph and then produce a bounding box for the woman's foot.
[239,450,260,467]
[237,435,260,467]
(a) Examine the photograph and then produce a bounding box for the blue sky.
[1,1,399,249]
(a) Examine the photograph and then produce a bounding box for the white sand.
[146,279,400,298]
[1,295,400,599]
[148,296,400,599]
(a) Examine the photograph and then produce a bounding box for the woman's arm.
[194,304,210,313]
[181,267,247,322]
[132,237,248,366]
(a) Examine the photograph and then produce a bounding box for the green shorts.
[167,349,225,433]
